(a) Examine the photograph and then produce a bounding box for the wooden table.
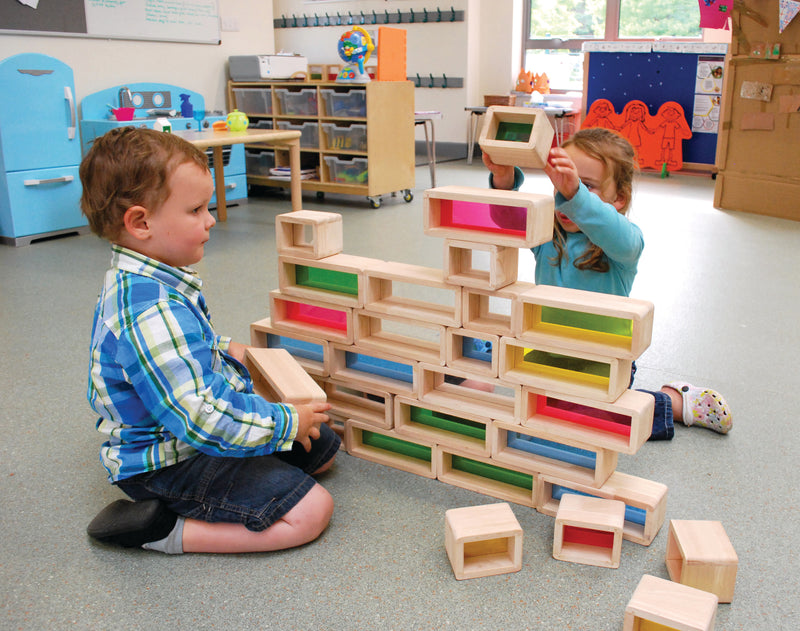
[173,128,302,221]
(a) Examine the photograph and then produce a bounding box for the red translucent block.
[285,301,348,331]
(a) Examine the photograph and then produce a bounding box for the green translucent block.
[361,430,432,462]
[496,121,532,143]
[523,349,611,380]
[409,406,486,440]
[540,305,633,338]
[451,455,533,490]
[295,265,359,296]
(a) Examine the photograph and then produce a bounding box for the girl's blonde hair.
[551,127,637,272]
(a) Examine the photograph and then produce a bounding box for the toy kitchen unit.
[79,83,247,208]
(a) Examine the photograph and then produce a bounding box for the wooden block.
[395,396,491,457]
[445,503,523,580]
[624,574,718,631]
[553,494,625,568]
[437,445,537,508]
[249,317,329,377]
[514,284,654,360]
[424,186,554,249]
[491,420,617,489]
[363,261,461,327]
[416,362,520,424]
[355,311,446,366]
[521,386,654,455]
[477,106,555,169]
[499,336,631,403]
[444,239,518,291]
[275,210,343,259]
[446,327,500,379]
[328,342,417,397]
[537,471,668,546]
[270,289,354,344]
[279,253,382,308]
[462,281,535,337]
[666,520,738,603]
[319,377,394,429]
[344,419,436,479]
[244,347,327,405]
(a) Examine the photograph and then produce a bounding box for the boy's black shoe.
[87,498,177,548]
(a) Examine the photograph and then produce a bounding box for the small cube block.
[624,574,718,631]
[553,494,625,568]
[445,502,523,580]
[666,520,738,603]
[478,106,555,169]
[276,210,343,259]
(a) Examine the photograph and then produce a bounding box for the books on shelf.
[270,166,318,181]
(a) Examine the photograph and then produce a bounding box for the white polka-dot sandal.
[666,382,732,434]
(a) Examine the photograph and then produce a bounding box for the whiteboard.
[1,0,221,45]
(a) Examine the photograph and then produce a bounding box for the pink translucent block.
[284,300,348,331]
[439,199,528,235]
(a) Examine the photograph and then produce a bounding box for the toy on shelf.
[335,26,374,84]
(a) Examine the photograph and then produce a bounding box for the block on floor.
[445,502,523,580]
[553,493,625,568]
[624,574,718,631]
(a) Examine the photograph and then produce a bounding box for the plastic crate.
[250,119,274,130]
[277,121,320,149]
[324,156,368,184]
[245,149,275,176]
[320,89,366,117]
[274,88,318,116]
[232,88,272,115]
[321,123,367,152]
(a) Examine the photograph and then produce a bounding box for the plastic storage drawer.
[324,156,368,184]
[232,88,272,115]
[320,89,366,117]
[274,88,318,116]
[321,123,367,152]
[277,121,320,149]
[245,149,276,176]
[250,119,274,130]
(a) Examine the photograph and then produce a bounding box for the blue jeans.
[631,363,674,441]
[116,423,340,531]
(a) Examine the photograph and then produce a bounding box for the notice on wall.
[692,55,725,134]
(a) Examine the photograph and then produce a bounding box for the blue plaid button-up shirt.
[88,245,297,482]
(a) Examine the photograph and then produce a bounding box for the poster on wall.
[692,55,725,134]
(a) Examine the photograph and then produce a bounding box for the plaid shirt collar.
[110,244,204,304]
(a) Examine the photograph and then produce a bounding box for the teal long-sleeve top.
[492,167,644,297]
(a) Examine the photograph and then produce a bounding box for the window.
[522,0,702,90]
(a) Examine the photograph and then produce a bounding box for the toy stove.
[79,83,246,205]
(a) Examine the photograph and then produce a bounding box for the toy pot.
[226,109,249,132]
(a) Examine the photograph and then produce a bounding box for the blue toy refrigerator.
[0,53,87,246]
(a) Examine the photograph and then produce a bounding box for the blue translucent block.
[267,333,324,362]
[345,351,414,383]
[461,336,492,363]
[551,484,647,526]
[506,432,596,469]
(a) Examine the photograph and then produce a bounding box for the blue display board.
[584,44,727,167]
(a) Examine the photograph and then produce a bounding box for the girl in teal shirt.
[485,127,731,438]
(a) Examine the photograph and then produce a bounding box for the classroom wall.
[272,0,520,150]
[0,0,274,115]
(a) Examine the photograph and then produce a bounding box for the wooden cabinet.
[227,80,415,208]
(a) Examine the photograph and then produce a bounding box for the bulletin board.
[583,42,728,169]
[1,0,221,45]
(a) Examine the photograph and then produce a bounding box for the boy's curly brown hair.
[79,127,209,241]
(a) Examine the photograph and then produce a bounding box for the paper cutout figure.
[582,99,692,171]
[515,70,533,94]
[533,73,550,95]
[780,0,800,32]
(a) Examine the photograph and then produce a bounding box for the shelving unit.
[226,80,415,208]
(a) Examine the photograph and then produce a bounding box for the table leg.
[288,139,301,212]
[212,145,227,222]
[429,120,437,188]
[467,112,482,165]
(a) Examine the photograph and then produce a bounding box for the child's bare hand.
[227,340,249,363]
[544,148,580,200]
[294,402,332,452]
[482,152,516,190]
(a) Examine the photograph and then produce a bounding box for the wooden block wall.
[252,209,666,546]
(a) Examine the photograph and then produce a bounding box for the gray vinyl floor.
[2,159,798,630]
